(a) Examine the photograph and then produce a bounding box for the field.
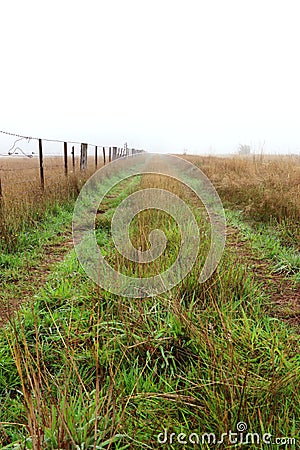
[0,153,299,449]
[0,156,99,251]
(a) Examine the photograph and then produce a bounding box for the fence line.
[0,130,144,194]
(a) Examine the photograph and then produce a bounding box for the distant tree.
[238,144,251,155]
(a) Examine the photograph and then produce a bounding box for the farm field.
[0,154,299,449]
[0,156,101,252]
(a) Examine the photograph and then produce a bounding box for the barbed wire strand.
[0,129,109,151]
[8,136,34,157]
[0,130,139,154]
[0,130,140,197]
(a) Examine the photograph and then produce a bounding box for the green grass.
[226,209,300,285]
[0,202,74,313]
[0,175,299,449]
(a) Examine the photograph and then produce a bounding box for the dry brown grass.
[0,156,101,251]
[180,154,300,237]
[1,153,299,251]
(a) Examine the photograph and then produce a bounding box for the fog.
[1,0,299,155]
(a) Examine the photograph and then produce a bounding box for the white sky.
[1,0,300,155]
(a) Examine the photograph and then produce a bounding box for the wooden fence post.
[109,147,111,163]
[95,145,98,169]
[103,146,106,165]
[38,139,44,190]
[71,146,75,171]
[80,143,88,171]
[64,142,68,176]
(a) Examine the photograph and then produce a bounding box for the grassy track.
[0,156,299,449]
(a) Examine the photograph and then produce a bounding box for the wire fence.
[0,130,144,197]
